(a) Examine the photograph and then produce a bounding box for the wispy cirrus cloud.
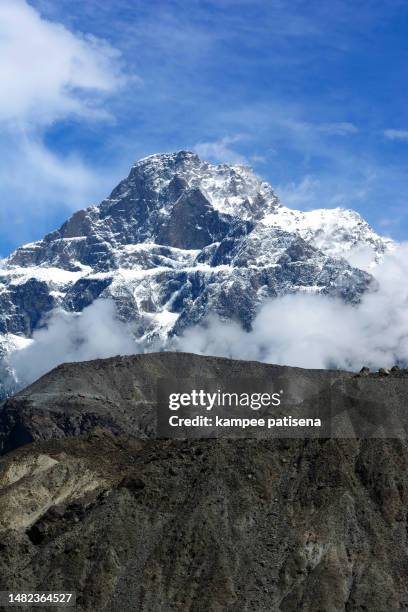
[316,122,358,136]
[275,175,322,208]
[194,136,248,165]
[384,129,408,141]
[280,119,359,140]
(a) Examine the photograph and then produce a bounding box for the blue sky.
[1,0,408,256]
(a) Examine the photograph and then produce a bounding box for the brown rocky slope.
[0,354,407,611]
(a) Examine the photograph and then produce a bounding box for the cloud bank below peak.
[7,244,408,389]
[9,300,139,388]
[176,244,408,371]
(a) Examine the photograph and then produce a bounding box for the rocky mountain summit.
[0,353,407,611]
[0,151,393,396]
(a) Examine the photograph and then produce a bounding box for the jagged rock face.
[2,435,408,611]
[0,151,392,395]
[0,278,56,335]
[6,151,280,272]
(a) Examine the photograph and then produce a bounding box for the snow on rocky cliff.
[0,150,393,395]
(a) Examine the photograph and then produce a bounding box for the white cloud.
[275,163,378,212]
[276,175,321,208]
[278,117,358,140]
[0,0,129,253]
[194,135,248,164]
[176,244,408,370]
[250,154,267,163]
[0,132,111,216]
[9,299,139,387]
[0,0,125,125]
[317,122,358,135]
[384,129,408,141]
[7,245,408,384]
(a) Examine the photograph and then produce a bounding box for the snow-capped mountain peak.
[0,150,394,396]
[126,150,280,219]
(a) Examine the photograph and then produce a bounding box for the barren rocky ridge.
[0,353,407,611]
